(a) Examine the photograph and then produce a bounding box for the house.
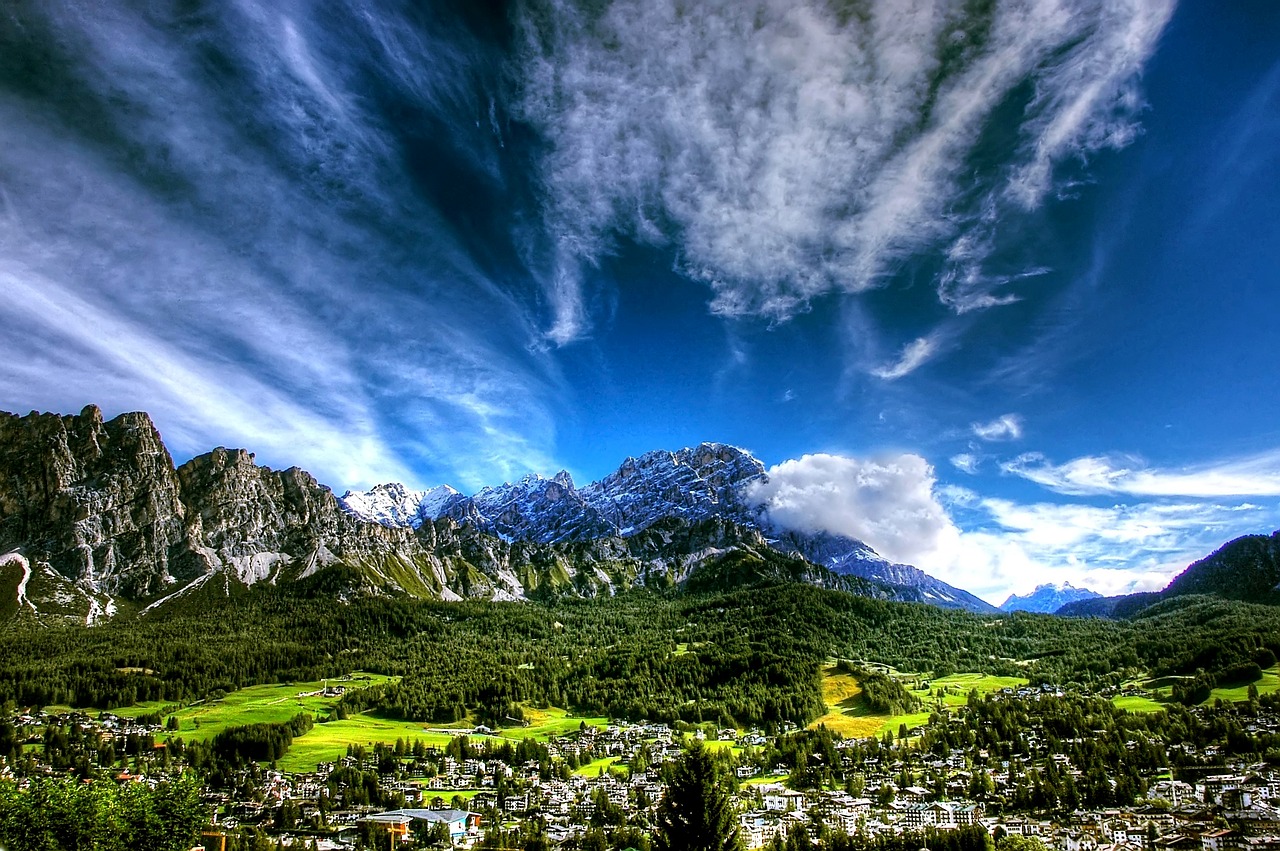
[359,809,480,844]
[1202,829,1242,851]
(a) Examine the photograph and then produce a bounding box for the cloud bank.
[1004,450,1280,497]
[750,453,954,566]
[753,450,1279,603]
[515,0,1176,336]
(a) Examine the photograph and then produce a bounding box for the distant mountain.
[1057,531,1280,618]
[1000,582,1101,613]
[342,444,997,613]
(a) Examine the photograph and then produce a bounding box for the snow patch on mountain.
[1000,582,1101,614]
[339,442,996,612]
[338,483,459,527]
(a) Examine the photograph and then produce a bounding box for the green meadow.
[91,676,610,773]
[1209,665,1280,702]
[809,665,1030,739]
[573,756,623,778]
[276,715,488,774]
[49,662,1280,773]
[1112,694,1166,713]
[161,674,400,742]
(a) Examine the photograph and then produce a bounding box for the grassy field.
[921,673,1029,705]
[276,704,607,773]
[808,666,885,738]
[277,716,495,774]
[161,674,401,742]
[741,774,789,787]
[502,706,608,741]
[1110,665,1280,713]
[574,756,623,778]
[1209,665,1280,702]
[52,678,611,774]
[809,666,1031,739]
[1112,694,1166,713]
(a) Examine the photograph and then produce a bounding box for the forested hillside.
[1,566,1276,729]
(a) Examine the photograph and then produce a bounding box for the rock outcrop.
[0,405,195,597]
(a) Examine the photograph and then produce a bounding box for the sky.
[2,0,1279,604]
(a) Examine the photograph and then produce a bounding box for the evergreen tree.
[653,744,742,851]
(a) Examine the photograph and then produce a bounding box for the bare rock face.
[0,406,770,619]
[0,407,455,609]
[0,405,197,597]
[416,442,768,544]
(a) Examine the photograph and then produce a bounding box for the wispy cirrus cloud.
[972,414,1024,441]
[515,0,1176,336]
[1004,449,1280,497]
[871,336,939,381]
[0,1,562,490]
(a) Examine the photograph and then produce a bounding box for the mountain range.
[0,405,992,624]
[337,444,993,612]
[4,405,1276,627]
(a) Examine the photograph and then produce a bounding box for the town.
[4,679,1280,851]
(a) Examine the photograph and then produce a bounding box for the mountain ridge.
[1000,582,1101,613]
[1057,531,1280,618]
[0,406,989,622]
[340,443,996,612]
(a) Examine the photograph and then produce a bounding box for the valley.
[4,405,1280,850]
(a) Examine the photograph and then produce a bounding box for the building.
[359,809,480,845]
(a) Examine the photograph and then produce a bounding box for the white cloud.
[750,453,955,567]
[951,454,980,475]
[752,450,1280,605]
[953,499,1275,602]
[1004,450,1280,497]
[515,0,1175,333]
[871,336,939,381]
[972,414,1024,441]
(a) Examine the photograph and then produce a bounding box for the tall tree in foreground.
[653,743,742,851]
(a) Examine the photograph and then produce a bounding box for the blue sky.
[2,0,1278,602]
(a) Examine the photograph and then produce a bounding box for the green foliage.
[653,743,742,851]
[207,712,313,763]
[3,567,1280,739]
[835,661,921,715]
[996,837,1050,851]
[0,774,206,851]
[825,825,993,851]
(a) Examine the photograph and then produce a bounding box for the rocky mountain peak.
[338,439,996,611]
[0,406,189,597]
[1000,581,1101,613]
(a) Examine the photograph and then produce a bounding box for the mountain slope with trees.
[1059,531,1280,617]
